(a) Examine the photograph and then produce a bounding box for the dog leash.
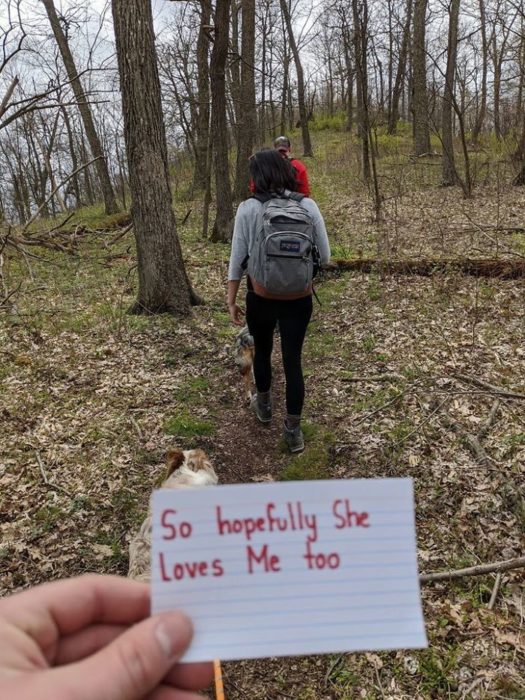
[214,659,225,700]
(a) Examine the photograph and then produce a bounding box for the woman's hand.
[227,280,243,326]
[228,302,244,326]
[0,574,212,700]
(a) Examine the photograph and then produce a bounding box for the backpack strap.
[251,193,273,204]
[251,190,305,204]
[282,189,305,203]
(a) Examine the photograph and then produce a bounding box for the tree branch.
[421,556,525,583]
[22,156,101,233]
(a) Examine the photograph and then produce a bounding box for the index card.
[151,478,427,662]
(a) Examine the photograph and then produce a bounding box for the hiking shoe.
[250,394,272,424]
[283,424,305,453]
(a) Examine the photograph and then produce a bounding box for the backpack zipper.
[264,231,312,244]
[267,253,310,259]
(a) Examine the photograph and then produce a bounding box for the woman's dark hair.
[249,148,298,195]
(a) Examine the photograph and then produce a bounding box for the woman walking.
[227,149,330,453]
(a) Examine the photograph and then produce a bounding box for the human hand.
[228,303,244,326]
[0,574,212,699]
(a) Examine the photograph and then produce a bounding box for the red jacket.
[289,158,310,196]
[249,157,311,197]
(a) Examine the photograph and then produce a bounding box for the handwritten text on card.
[151,479,427,662]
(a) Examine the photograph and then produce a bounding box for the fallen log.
[326,257,525,279]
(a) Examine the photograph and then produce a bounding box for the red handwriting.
[157,499,372,582]
[246,544,281,574]
[159,552,224,580]
[332,499,370,529]
[303,541,341,570]
[216,502,318,542]
[161,509,193,540]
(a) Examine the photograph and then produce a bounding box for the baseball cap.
[274,136,291,151]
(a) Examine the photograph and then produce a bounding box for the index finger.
[0,575,150,645]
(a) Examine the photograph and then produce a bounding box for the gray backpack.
[247,191,318,296]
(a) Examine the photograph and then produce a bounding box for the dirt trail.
[210,344,290,486]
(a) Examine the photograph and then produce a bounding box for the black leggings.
[245,291,313,416]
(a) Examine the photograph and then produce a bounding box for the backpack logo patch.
[280,240,301,253]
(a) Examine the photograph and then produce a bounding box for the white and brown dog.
[128,448,218,582]
[234,325,255,401]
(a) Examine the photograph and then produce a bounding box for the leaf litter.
[0,187,524,698]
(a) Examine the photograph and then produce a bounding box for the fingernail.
[154,613,192,659]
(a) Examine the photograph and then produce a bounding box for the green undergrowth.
[164,409,216,439]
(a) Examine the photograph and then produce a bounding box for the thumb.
[58,612,193,700]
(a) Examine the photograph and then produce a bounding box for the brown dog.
[234,325,255,401]
[128,448,218,582]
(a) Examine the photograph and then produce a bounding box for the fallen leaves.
[1,184,524,698]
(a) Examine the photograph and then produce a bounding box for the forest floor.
[1,137,525,698]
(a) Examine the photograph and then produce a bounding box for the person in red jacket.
[248,137,311,197]
[273,135,311,196]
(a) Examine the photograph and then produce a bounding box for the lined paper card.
[151,478,427,662]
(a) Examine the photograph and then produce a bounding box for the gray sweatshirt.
[228,196,331,281]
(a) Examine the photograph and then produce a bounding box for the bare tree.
[442,0,460,186]
[471,0,489,143]
[210,0,234,242]
[279,0,313,156]
[352,0,371,182]
[336,1,354,131]
[412,0,431,154]
[112,0,199,315]
[40,0,119,214]
[194,1,212,193]
[388,0,412,134]
[234,0,256,200]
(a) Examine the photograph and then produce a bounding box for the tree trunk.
[279,0,313,157]
[412,0,431,154]
[375,53,385,118]
[517,28,525,130]
[234,0,256,201]
[513,106,525,184]
[352,0,371,183]
[210,0,234,242]
[327,45,334,117]
[61,105,82,207]
[112,0,197,315]
[471,0,487,143]
[492,33,502,141]
[26,122,50,218]
[388,0,412,134]
[41,0,119,215]
[442,0,460,186]
[36,111,67,213]
[513,161,525,185]
[280,47,290,134]
[192,0,211,192]
[116,143,127,210]
[268,24,276,131]
[229,2,241,130]
[387,0,394,123]
[259,3,268,140]
[340,8,353,132]
[79,138,95,205]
